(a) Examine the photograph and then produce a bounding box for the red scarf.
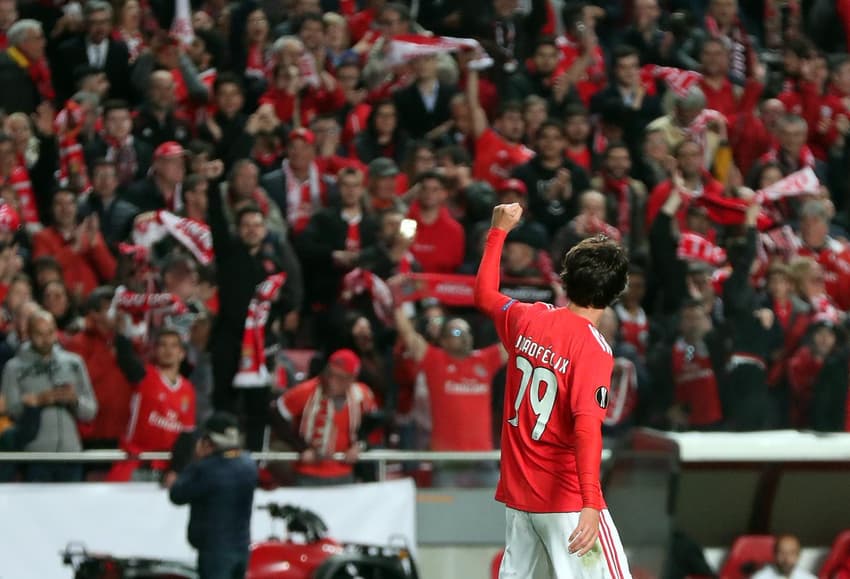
[1,166,37,224]
[282,160,325,235]
[7,47,54,101]
[344,213,361,251]
[234,272,287,388]
[603,173,632,236]
[245,44,266,79]
[760,145,816,171]
[393,273,477,307]
[55,100,91,193]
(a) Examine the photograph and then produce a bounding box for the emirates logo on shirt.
[595,386,609,409]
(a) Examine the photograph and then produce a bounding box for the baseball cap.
[498,178,527,196]
[288,127,316,145]
[154,141,186,160]
[203,411,241,449]
[0,203,20,233]
[328,348,361,376]
[368,157,399,179]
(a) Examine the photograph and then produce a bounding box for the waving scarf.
[132,210,213,265]
[234,272,287,388]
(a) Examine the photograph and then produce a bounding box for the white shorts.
[499,507,631,579]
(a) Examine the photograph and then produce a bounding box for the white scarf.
[300,383,364,457]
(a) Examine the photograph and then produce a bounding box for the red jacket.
[259,84,346,127]
[65,323,132,442]
[729,109,776,176]
[699,78,763,122]
[32,229,116,297]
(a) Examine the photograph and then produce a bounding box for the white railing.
[0,449,613,481]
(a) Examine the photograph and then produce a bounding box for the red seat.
[820,530,850,579]
[720,535,776,579]
[491,549,504,579]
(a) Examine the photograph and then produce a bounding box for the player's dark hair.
[496,101,523,119]
[437,144,471,167]
[415,169,446,189]
[560,236,628,309]
[535,120,565,141]
[534,36,558,53]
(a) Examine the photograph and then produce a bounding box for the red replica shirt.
[472,128,535,189]
[124,366,196,453]
[419,344,504,451]
[476,227,614,512]
[670,339,723,426]
[277,377,377,478]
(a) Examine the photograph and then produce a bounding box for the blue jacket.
[169,451,258,551]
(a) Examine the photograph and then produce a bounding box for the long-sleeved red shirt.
[476,227,606,511]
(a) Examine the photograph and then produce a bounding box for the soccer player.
[474,203,631,578]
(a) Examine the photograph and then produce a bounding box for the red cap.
[154,141,186,160]
[498,178,527,196]
[0,203,20,232]
[328,348,361,376]
[288,127,316,145]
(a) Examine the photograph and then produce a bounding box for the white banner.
[0,479,416,579]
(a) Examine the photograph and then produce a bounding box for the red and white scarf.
[234,272,287,388]
[132,210,213,265]
[677,232,727,266]
[300,380,365,457]
[113,287,188,318]
[705,15,751,83]
[341,268,393,325]
[641,64,703,97]
[385,34,493,70]
[756,167,820,203]
[2,166,37,224]
[760,146,816,172]
[55,100,91,193]
[282,159,323,235]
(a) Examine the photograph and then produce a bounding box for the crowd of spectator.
[0,0,849,485]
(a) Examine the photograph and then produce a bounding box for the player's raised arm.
[474,204,523,316]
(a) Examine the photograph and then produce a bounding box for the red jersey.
[418,344,504,451]
[277,377,377,478]
[476,228,614,513]
[124,365,196,453]
[472,128,535,189]
[670,339,723,426]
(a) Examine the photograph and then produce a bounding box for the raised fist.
[491,203,523,233]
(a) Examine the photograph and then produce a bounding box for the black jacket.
[511,156,590,237]
[0,51,40,115]
[84,136,154,190]
[296,207,380,306]
[123,177,174,213]
[54,36,132,102]
[393,82,457,140]
[133,104,192,149]
[77,194,139,247]
[197,112,255,172]
[169,450,258,551]
[208,176,304,336]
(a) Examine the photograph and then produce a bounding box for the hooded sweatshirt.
[0,343,97,452]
